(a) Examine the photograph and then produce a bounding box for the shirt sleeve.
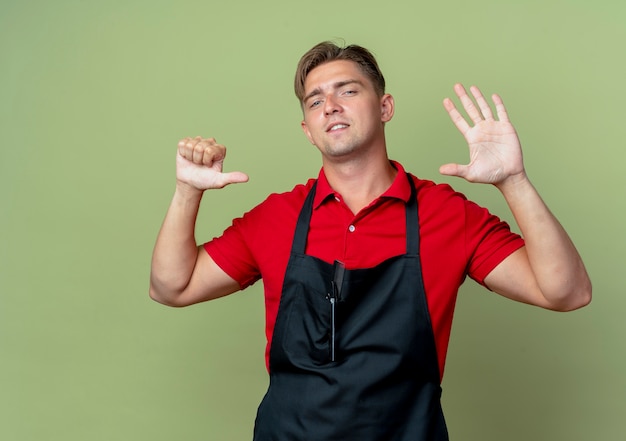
[202,183,310,291]
[203,213,262,290]
[464,198,525,286]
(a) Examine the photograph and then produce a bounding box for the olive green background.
[1,0,624,439]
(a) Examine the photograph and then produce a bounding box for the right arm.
[149,137,249,307]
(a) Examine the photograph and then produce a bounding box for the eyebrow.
[303,79,364,103]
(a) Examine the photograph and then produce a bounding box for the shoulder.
[204,178,317,288]
[251,178,316,216]
[410,174,510,225]
[409,174,470,212]
[232,178,316,233]
[388,161,457,205]
[265,178,316,204]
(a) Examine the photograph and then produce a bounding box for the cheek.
[301,122,317,144]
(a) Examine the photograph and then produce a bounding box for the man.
[150,41,591,440]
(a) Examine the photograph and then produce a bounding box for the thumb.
[439,163,468,179]
[217,171,250,187]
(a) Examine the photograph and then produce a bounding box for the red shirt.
[204,161,524,379]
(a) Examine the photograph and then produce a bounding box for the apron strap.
[405,173,419,255]
[291,181,317,255]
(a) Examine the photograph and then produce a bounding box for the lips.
[326,122,350,132]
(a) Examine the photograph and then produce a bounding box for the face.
[300,60,394,160]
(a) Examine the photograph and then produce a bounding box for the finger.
[469,85,494,120]
[454,83,484,124]
[492,93,510,122]
[439,163,469,179]
[443,97,471,135]
[217,171,250,187]
[193,140,209,164]
[201,141,226,167]
[177,137,201,161]
[177,137,221,165]
[193,138,221,165]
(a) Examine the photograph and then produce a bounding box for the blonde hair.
[294,41,386,103]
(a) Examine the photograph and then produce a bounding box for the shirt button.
[334,196,341,202]
[348,225,356,233]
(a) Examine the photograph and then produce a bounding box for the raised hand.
[176,136,249,191]
[440,84,525,187]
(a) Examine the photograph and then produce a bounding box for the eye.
[310,99,322,108]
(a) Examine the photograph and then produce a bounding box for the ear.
[380,94,395,123]
[301,120,316,145]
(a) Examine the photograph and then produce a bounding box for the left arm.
[441,84,591,311]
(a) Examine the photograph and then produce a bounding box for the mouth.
[327,123,349,132]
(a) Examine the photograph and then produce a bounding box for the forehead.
[303,60,371,93]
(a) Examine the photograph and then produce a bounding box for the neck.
[322,151,397,214]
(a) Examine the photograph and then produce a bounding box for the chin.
[322,142,361,158]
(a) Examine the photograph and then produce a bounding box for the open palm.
[440,84,524,185]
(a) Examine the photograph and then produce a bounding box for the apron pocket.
[279,282,332,366]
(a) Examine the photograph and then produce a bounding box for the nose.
[324,94,342,116]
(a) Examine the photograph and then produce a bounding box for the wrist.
[494,171,531,195]
[174,181,205,202]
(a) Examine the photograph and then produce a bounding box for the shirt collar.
[313,160,412,209]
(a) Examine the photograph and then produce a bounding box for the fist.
[178,136,225,167]
[175,136,249,191]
